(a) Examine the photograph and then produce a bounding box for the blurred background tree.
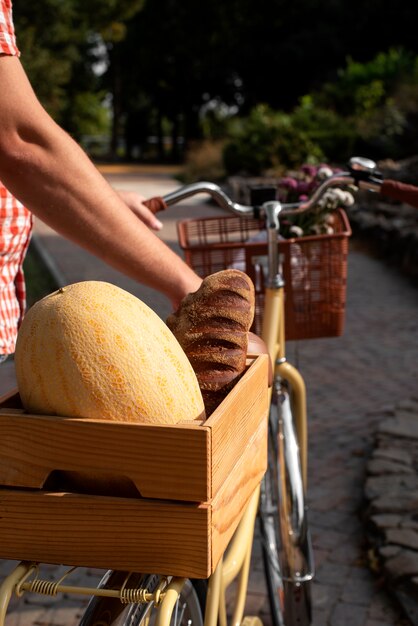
[12,0,418,175]
[13,0,144,151]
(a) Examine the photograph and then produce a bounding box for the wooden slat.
[0,356,268,503]
[0,356,269,578]
[0,419,267,579]
[206,354,269,497]
[0,414,210,501]
[210,417,268,570]
[0,490,211,578]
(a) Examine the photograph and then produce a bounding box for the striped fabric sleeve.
[0,0,20,56]
[0,183,32,356]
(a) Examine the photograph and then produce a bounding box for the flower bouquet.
[277,164,354,239]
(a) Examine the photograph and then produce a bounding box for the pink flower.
[301,164,317,177]
[279,177,298,190]
[295,182,313,195]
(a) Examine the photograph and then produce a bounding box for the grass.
[23,241,58,308]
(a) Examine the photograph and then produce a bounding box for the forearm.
[0,57,201,306]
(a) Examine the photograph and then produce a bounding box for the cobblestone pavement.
[1,168,418,626]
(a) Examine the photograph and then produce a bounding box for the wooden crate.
[0,355,268,578]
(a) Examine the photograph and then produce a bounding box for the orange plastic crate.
[177,209,352,340]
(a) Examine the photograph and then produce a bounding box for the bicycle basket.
[177,208,352,340]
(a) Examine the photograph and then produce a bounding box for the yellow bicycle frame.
[0,209,309,626]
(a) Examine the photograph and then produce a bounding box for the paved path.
[1,168,417,626]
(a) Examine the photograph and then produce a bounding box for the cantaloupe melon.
[15,281,205,424]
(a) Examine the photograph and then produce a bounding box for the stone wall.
[365,398,418,625]
[346,156,418,283]
[348,197,418,283]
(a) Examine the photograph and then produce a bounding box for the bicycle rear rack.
[0,562,169,626]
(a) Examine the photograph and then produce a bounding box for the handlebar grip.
[381,179,418,209]
[143,196,168,214]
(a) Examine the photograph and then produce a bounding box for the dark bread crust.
[167,269,255,415]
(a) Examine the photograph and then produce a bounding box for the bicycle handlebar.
[163,182,256,216]
[143,156,418,216]
[143,196,168,214]
[380,179,418,208]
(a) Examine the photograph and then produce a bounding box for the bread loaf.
[167,269,255,415]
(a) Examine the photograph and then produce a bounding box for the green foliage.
[13,0,144,137]
[14,0,81,120]
[180,141,226,183]
[315,48,418,159]
[223,105,324,176]
[74,0,144,40]
[69,92,111,137]
[291,96,357,163]
[319,48,417,115]
[11,0,418,165]
[223,48,418,176]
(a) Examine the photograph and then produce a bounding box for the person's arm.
[0,56,201,309]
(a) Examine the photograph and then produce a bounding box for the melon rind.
[15,281,205,424]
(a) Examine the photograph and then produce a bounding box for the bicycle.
[1,156,417,626]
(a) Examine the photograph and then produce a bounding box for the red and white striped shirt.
[0,0,18,56]
[0,0,33,356]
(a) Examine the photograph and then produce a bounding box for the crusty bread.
[167,269,255,415]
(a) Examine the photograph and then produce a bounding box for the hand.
[248,332,273,386]
[116,190,163,231]
[169,275,202,312]
[116,189,203,309]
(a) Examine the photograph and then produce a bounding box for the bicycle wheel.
[78,571,206,626]
[259,382,312,626]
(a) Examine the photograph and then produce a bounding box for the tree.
[75,0,145,155]
[115,0,236,158]
[13,0,145,149]
[13,0,83,122]
[15,0,418,161]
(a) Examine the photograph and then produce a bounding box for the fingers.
[116,190,163,231]
[131,203,164,231]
